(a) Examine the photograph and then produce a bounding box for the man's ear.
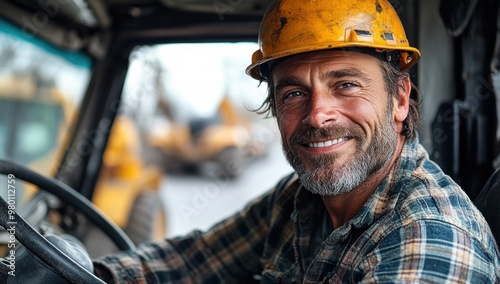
[394,75,411,123]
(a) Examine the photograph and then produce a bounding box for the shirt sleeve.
[359,219,500,283]
[92,177,289,283]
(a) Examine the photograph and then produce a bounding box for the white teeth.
[308,137,348,148]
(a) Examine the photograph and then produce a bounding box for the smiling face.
[272,50,407,196]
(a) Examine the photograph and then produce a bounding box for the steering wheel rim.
[0,159,136,283]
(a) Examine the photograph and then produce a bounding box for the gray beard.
[282,111,397,196]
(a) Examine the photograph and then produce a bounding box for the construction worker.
[94,0,500,282]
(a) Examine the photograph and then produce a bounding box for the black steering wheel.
[0,159,136,283]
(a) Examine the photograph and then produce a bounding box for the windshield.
[119,43,268,127]
[0,18,91,209]
[106,42,291,237]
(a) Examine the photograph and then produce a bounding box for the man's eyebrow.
[321,68,372,82]
[274,68,373,92]
[274,76,304,92]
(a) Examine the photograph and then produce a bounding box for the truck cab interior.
[0,0,498,283]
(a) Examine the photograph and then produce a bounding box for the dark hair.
[252,57,421,141]
[379,60,421,140]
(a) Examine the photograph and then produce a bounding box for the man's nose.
[301,91,339,128]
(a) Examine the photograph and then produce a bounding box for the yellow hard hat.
[246,0,421,80]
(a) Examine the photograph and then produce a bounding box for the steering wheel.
[0,159,136,283]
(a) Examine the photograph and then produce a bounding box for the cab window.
[0,18,91,208]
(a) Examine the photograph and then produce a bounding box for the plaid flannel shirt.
[94,138,500,283]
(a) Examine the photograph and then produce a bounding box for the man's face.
[272,50,398,196]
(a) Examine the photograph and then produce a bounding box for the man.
[94,0,500,282]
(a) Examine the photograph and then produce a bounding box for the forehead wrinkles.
[273,55,375,83]
[271,52,382,98]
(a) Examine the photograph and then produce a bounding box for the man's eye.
[284,91,304,99]
[338,82,357,89]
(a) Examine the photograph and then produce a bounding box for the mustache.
[290,125,363,145]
